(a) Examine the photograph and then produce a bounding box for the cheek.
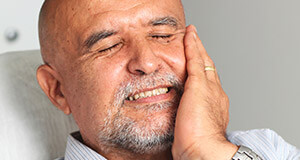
[152,41,187,81]
[64,59,126,126]
[78,60,124,104]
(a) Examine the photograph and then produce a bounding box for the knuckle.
[190,58,204,68]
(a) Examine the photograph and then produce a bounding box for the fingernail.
[193,32,197,40]
[191,25,198,39]
[194,26,198,33]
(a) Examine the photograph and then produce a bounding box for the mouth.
[126,87,172,102]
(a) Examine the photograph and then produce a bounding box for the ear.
[36,64,71,115]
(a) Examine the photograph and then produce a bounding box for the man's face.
[54,0,186,154]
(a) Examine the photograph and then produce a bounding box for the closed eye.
[152,35,173,39]
[98,42,122,53]
[150,34,175,44]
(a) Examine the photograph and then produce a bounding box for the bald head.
[38,0,75,66]
[38,0,185,67]
[38,0,57,64]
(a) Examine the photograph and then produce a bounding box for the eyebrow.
[84,30,116,49]
[83,16,178,50]
[149,16,178,28]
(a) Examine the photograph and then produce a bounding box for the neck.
[102,148,173,160]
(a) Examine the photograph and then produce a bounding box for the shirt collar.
[64,131,107,160]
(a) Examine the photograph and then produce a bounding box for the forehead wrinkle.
[88,0,146,14]
[79,0,184,32]
[80,9,183,39]
[81,0,182,27]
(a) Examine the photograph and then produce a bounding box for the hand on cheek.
[172,25,238,160]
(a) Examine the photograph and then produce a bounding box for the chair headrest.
[0,50,78,159]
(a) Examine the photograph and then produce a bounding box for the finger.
[184,25,207,83]
[192,26,221,84]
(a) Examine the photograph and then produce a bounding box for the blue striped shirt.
[58,129,300,160]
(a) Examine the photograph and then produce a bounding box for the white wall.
[182,0,300,147]
[0,0,44,54]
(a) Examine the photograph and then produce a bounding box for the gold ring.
[204,66,215,71]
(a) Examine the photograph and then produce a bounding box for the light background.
[0,0,43,53]
[0,0,299,147]
[182,0,300,147]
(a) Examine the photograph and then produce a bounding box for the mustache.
[113,73,184,108]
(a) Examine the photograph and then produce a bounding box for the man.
[36,0,300,159]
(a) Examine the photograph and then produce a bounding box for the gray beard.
[99,101,178,154]
[97,73,183,154]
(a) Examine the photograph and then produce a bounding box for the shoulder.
[227,129,300,160]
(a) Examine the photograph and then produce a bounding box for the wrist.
[174,139,238,160]
[232,145,263,160]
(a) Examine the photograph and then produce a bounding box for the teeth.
[139,92,145,98]
[128,87,169,101]
[134,94,140,100]
[160,88,167,94]
[145,91,152,97]
[159,88,164,94]
[152,89,158,96]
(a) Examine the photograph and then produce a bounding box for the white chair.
[0,50,78,160]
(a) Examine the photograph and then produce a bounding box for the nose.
[127,40,161,75]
